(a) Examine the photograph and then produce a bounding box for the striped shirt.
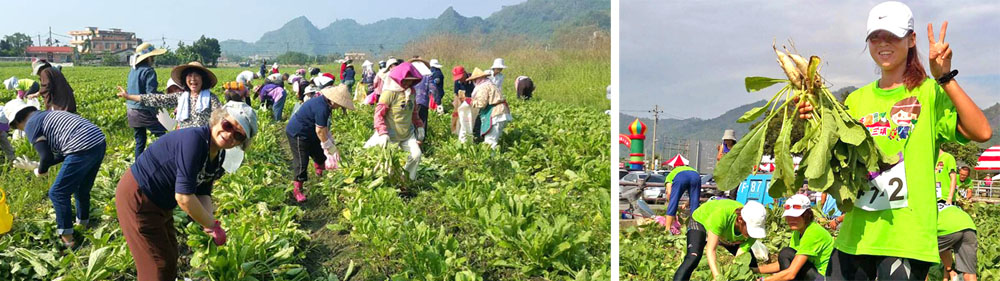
[25,111,106,157]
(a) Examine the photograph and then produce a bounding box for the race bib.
[857,161,908,211]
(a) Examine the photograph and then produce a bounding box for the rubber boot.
[313,162,323,177]
[292,181,307,202]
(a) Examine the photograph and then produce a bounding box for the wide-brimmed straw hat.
[320,84,355,110]
[2,99,37,127]
[466,67,489,81]
[132,43,166,66]
[171,62,217,90]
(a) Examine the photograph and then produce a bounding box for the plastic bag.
[751,240,770,262]
[221,148,244,173]
[456,102,474,142]
[0,188,12,234]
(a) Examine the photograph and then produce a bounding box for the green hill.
[221,0,609,56]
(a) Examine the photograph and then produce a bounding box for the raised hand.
[927,21,952,78]
[115,85,128,99]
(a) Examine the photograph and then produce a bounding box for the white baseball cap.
[782,194,812,217]
[866,1,914,39]
[741,201,767,239]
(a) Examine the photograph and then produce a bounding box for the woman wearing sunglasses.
[115,102,258,280]
[285,84,355,202]
[756,195,832,281]
[116,62,222,129]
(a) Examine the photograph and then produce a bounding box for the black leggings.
[777,247,825,281]
[826,249,931,280]
[673,221,758,281]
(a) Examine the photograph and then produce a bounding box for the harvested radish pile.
[714,41,898,211]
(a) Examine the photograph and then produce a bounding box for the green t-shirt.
[666,165,697,183]
[378,89,415,143]
[692,199,755,252]
[935,151,958,201]
[937,205,976,236]
[837,78,965,263]
[789,222,834,275]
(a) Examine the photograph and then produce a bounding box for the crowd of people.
[0,39,531,279]
[662,2,991,281]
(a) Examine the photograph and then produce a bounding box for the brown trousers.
[115,169,178,281]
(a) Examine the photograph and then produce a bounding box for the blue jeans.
[666,170,701,216]
[133,123,167,159]
[51,142,106,235]
[272,94,287,121]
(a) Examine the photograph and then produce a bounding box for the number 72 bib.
[856,161,908,211]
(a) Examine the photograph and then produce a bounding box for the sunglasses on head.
[221,119,247,142]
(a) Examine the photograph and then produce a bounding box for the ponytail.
[902,37,928,91]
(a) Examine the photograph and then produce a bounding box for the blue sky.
[3,0,524,48]
[621,0,1000,119]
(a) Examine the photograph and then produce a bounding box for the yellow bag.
[0,188,12,234]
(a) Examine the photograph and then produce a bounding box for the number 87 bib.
[856,161,908,211]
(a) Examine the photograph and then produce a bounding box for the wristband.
[937,69,958,85]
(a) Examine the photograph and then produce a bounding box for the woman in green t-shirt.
[672,199,768,281]
[796,2,991,280]
[757,195,832,281]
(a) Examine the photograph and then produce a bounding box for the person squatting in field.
[795,2,991,279]
[285,85,355,202]
[4,99,106,248]
[115,102,258,281]
[755,195,833,281]
[117,62,223,129]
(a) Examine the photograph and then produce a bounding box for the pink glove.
[204,220,227,246]
[655,216,667,227]
[324,150,341,170]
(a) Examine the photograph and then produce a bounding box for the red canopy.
[664,154,689,167]
[976,145,1000,170]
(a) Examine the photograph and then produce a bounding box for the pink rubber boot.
[292,181,307,202]
[313,162,323,177]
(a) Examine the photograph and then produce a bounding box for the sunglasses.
[784,204,805,210]
[221,119,247,142]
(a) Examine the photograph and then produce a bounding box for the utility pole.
[48,27,52,46]
[695,141,701,171]
[649,104,662,171]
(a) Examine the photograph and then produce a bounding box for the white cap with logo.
[866,1,914,39]
[741,200,767,239]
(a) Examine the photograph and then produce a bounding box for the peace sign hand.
[927,21,952,78]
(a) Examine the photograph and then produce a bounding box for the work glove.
[12,156,38,171]
[325,148,341,170]
[416,127,426,141]
[203,220,227,246]
[376,134,390,147]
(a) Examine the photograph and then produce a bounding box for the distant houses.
[68,27,141,54]
[25,46,74,63]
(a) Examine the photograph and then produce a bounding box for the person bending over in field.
[661,163,701,235]
[756,195,832,281]
[796,2,991,279]
[468,67,512,149]
[367,61,426,180]
[4,99,106,249]
[117,62,223,129]
[4,76,39,100]
[115,102,257,281]
[31,59,76,113]
[672,199,767,281]
[935,203,979,281]
[285,85,355,202]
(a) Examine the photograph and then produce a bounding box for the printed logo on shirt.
[858,97,921,141]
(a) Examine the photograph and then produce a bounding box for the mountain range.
[220,0,610,57]
[620,87,1000,169]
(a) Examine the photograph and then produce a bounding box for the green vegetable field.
[0,49,610,280]
[619,203,1000,280]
